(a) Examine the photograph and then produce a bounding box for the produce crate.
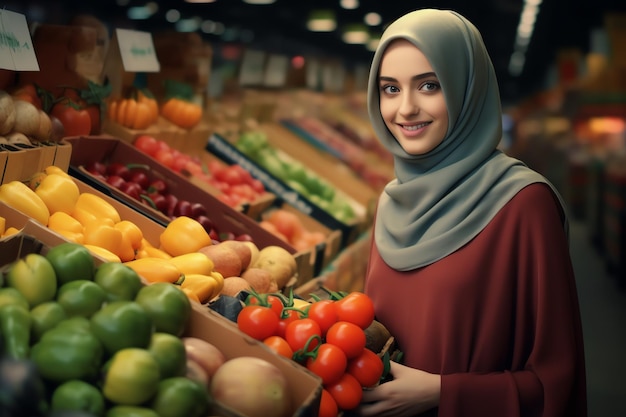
[64,135,275,220]
[63,137,318,285]
[0,141,72,185]
[0,230,323,417]
[206,133,368,248]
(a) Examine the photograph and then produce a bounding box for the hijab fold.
[367,9,568,271]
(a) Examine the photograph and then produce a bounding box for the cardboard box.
[0,231,322,417]
[63,136,318,284]
[0,141,72,185]
[206,133,368,248]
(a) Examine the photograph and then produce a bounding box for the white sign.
[263,54,289,88]
[115,28,160,72]
[0,9,39,71]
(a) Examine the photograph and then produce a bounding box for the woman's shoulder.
[502,181,567,224]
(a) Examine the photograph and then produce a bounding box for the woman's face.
[378,39,449,155]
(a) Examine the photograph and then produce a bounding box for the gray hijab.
[367,9,568,271]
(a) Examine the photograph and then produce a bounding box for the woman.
[360,9,587,417]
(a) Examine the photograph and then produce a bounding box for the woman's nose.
[399,93,419,116]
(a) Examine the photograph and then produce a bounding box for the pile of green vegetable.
[0,242,209,417]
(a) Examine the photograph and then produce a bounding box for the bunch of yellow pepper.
[0,166,224,303]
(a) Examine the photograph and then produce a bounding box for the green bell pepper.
[30,317,103,382]
[50,379,105,417]
[150,376,210,417]
[90,300,153,355]
[0,304,31,359]
[134,283,191,337]
[29,301,67,342]
[5,253,57,308]
[147,332,187,379]
[105,406,160,417]
[0,287,29,310]
[56,279,106,318]
[94,262,143,303]
[102,348,161,406]
[45,242,96,285]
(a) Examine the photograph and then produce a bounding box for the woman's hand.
[356,361,441,416]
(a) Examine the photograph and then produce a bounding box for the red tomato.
[347,348,385,388]
[134,135,160,156]
[236,305,279,341]
[85,104,101,134]
[50,100,91,137]
[326,321,366,359]
[276,308,301,339]
[247,294,284,318]
[306,343,347,385]
[154,148,176,169]
[335,292,375,329]
[325,372,363,411]
[306,299,338,336]
[318,389,339,417]
[284,318,322,354]
[263,335,294,359]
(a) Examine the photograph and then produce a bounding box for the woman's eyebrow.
[379,72,437,82]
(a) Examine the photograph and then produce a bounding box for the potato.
[220,277,252,297]
[0,90,16,135]
[241,268,274,293]
[12,99,40,136]
[252,245,297,290]
[6,131,32,146]
[198,244,242,278]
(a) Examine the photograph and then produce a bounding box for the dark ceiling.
[10,0,626,104]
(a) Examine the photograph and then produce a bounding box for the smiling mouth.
[401,122,430,131]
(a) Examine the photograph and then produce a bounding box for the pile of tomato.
[236,290,385,417]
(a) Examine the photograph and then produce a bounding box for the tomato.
[335,291,375,329]
[325,372,363,411]
[306,299,338,336]
[134,135,160,156]
[276,308,301,338]
[247,294,284,318]
[85,104,101,134]
[347,347,384,388]
[284,318,322,354]
[50,100,91,137]
[326,321,366,359]
[12,84,43,109]
[154,148,176,169]
[236,305,279,341]
[263,335,294,359]
[318,388,339,417]
[306,343,347,385]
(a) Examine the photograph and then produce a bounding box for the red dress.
[364,183,587,416]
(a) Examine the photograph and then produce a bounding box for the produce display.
[0,244,296,417]
[132,134,268,209]
[236,289,390,416]
[234,130,358,223]
[259,207,327,251]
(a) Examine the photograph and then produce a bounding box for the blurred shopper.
[360,9,587,417]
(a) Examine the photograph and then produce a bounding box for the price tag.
[0,9,39,71]
[115,28,160,72]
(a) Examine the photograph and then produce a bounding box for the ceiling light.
[340,0,359,10]
[364,12,381,26]
[342,24,369,44]
[307,10,336,32]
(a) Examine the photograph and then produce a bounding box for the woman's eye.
[382,85,399,94]
[420,82,440,92]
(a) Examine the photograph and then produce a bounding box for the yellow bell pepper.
[44,165,72,178]
[114,220,143,250]
[53,230,85,244]
[135,245,172,260]
[83,220,135,262]
[179,286,201,303]
[2,227,21,238]
[84,244,122,262]
[123,258,184,284]
[168,252,215,276]
[159,216,212,256]
[179,273,220,303]
[0,181,50,225]
[72,207,99,227]
[73,192,121,224]
[0,216,5,235]
[48,211,84,234]
[34,173,80,215]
